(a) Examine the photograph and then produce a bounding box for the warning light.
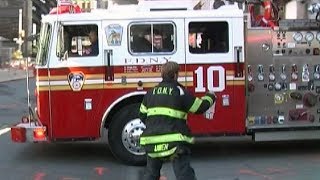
[11,127,26,143]
[49,0,82,14]
[33,128,46,141]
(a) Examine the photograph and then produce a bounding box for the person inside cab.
[87,29,99,56]
[144,29,164,52]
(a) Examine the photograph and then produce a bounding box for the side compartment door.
[185,16,245,134]
[49,21,104,139]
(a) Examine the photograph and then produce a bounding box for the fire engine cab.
[10,0,320,165]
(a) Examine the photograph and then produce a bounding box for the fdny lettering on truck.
[124,56,171,64]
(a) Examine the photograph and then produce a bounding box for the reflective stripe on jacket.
[140,133,194,158]
[140,133,195,145]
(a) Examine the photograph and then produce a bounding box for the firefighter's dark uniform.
[139,79,216,180]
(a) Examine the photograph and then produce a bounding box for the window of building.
[56,24,99,57]
[129,22,175,54]
[189,22,229,54]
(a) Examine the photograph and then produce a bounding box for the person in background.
[139,61,217,180]
[144,30,163,52]
[87,30,99,56]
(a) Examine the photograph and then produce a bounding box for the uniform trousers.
[143,146,197,180]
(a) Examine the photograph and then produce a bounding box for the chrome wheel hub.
[122,118,146,155]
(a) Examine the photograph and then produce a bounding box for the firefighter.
[139,61,217,180]
[88,29,99,56]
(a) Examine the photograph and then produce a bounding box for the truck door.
[101,21,121,85]
[49,21,104,139]
[185,15,245,134]
[102,19,186,85]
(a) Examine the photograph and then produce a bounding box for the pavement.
[0,68,34,83]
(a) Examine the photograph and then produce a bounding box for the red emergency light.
[49,0,82,14]
[11,126,26,143]
[33,127,47,141]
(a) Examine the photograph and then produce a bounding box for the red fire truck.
[11,0,320,165]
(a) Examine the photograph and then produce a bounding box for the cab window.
[36,23,52,66]
[56,24,99,57]
[189,22,229,53]
[129,23,175,54]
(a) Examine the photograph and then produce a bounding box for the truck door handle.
[105,50,114,81]
[235,46,243,77]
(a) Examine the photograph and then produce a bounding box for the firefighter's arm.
[139,97,148,122]
[184,90,216,114]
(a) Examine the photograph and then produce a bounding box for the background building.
[0,0,57,57]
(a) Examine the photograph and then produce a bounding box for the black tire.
[108,103,147,166]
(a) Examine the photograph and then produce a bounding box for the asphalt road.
[0,77,32,129]
[1,79,320,180]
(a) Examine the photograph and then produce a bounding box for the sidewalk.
[0,68,34,83]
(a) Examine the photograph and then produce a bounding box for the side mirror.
[63,51,68,61]
[57,50,68,61]
[57,23,66,61]
[27,34,39,41]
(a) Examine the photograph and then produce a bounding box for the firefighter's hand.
[207,91,217,101]
[208,91,216,96]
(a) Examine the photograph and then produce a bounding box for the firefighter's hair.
[89,29,97,36]
[161,61,179,80]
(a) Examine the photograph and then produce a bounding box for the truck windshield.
[36,23,52,66]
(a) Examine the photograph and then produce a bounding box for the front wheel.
[108,103,147,166]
